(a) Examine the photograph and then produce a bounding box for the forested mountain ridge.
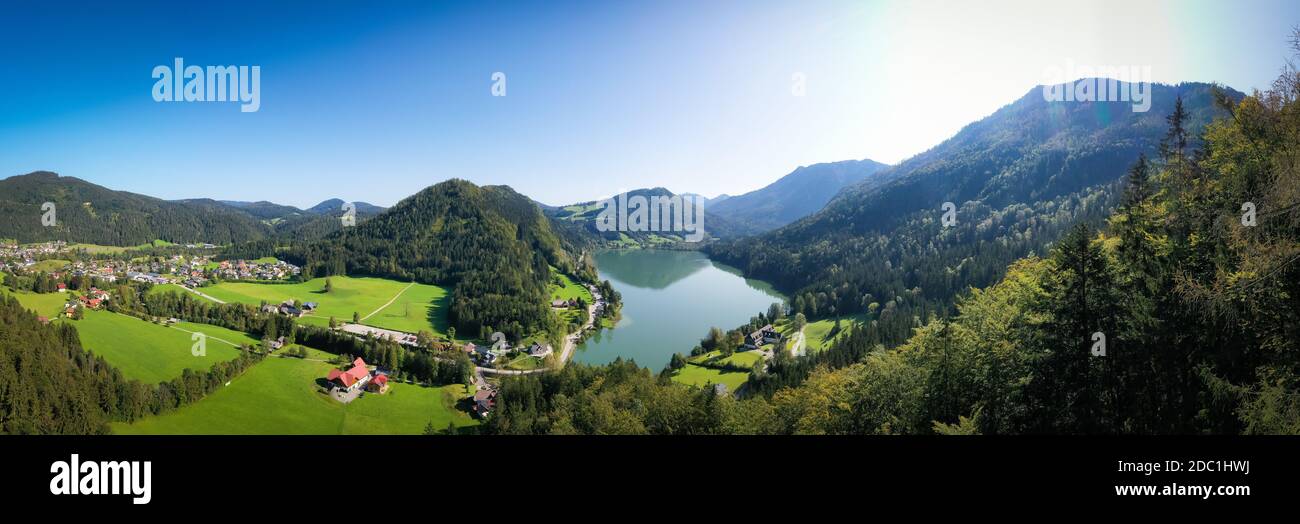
[546,187,757,247]
[708,81,1240,344]
[285,179,593,340]
[707,158,891,232]
[0,171,272,245]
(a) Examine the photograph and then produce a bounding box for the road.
[360,281,414,321]
[790,329,806,357]
[179,285,226,304]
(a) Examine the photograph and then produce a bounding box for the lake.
[573,249,784,371]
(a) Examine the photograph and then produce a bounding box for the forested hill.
[286,179,594,340]
[0,171,271,245]
[708,81,1240,341]
[546,187,757,247]
[707,158,891,232]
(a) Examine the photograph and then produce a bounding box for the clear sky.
[1,0,1296,207]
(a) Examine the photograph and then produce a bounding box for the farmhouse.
[526,342,553,358]
[326,357,372,392]
[744,324,781,349]
[473,388,497,418]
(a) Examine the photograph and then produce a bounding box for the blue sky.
[1,0,1296,207]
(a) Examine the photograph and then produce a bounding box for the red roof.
[373,374,388,385]
[327,358,369,387]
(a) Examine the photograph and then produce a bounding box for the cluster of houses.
[0,241,68,272]
[261,299,318,318]
[62,287,112,316]
[211,259,300,281]
[324,357,389,399]
[465,341,553,366]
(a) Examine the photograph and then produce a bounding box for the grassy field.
[365,280,450,335]
[27,259,70,272]
[67,240,169,254]
[73,310,251,384]
[670,364,749,392]
[798,314,864,353]
[689,349,764,368]
[549,270,592,302]
[112,356,479,434]
[1,289,68,318]
[200,276,450,336]
[147,283,192,297]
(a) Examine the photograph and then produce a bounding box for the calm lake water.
[573,249,784,371]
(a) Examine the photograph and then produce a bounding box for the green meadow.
[113,356,479,435]
[795,314,865,353]
[670,363,749,392]
[74,310,251,384]
[200,276,450,336]
[1,289,68,318]
[27,259,70,272]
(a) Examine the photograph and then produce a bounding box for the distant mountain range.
[0,171,388,245]
[706,158,890,232]
[709,81,1241,321]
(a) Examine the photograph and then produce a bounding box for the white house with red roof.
[326,357,372,392]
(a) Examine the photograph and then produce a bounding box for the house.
[367,374,389,394]
[473,388,497,418]
[326,357,372,392]
[526,342,553,358]
[302,302,318,312]
[279,304,304,317]
[470,343,497,364]
[260,304,279,314]
[37,316,49,324]
[550,299,569,308]
[268,336,287,351]
[744,324,780,348]
[165,318,180,325]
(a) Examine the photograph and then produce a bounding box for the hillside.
[708,82,1239,343]
[287,179,590,341]
[0,172,271,245]
[707,158,890,232]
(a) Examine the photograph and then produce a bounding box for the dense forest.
[487,41,1300,434]
[0,172,272,245]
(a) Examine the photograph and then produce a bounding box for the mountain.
[708,81,1239,340]
[307,198,386,216]
[547,187,757,248]
[213,200,307,220]
[707,158,890,231]
[286,179,590,341]
[680,193,730,209]
[0,172,271,245]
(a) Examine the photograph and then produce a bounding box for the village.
[0,240,301,289]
